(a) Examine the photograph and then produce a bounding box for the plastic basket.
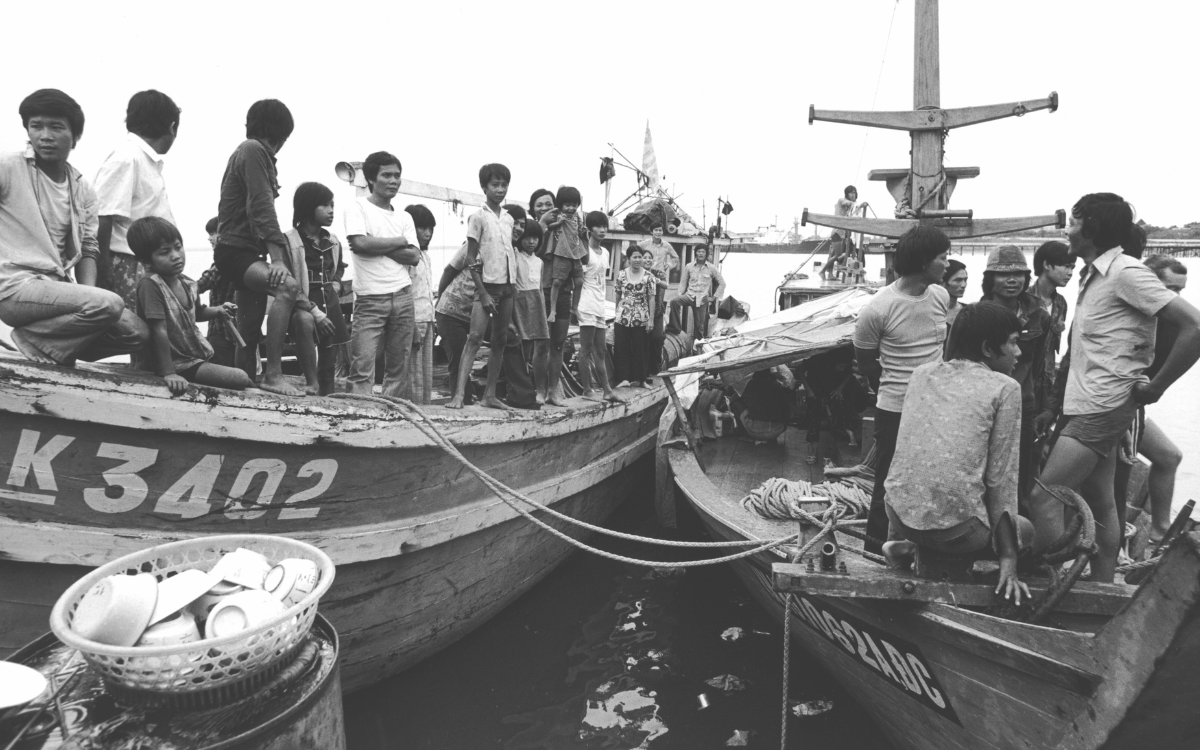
[49,534,335,695]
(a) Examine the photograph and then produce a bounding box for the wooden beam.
[396,179,529,210]
[869,167,980,181]
[802,210,1065,240]
[662,376,704,471]
[809,95,1056,133]
[772,563,1132,616]
[803,210,918,239]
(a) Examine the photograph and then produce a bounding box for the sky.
[3,0,1197,249]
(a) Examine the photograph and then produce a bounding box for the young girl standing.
[576,211,623,403]
[614,246,667,387]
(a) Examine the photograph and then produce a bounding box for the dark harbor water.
[344,484,893,750]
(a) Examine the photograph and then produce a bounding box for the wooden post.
[912,0,944,213]
[662,375,705,471]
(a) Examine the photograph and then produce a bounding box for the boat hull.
[0,356,664,691]
[668,443,1200,750]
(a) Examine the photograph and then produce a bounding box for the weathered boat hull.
[668,443,1200,750]
[0,355,664,691]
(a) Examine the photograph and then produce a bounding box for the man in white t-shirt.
[343,151,420,398]
[90,90,179,310]
[853,224,950,553]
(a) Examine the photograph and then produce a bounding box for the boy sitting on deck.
[127,217,253,394]
[882,302,1033,605]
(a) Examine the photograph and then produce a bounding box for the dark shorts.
[550,255,584,283]
[481,282,515,300]
[886,506,1033,556]
[177,362,204,380]
[213,245,266,292]
[1061,399,1140,457]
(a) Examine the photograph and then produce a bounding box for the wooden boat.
[655,2,1200,746]
[658,289,1197,749]
[666,421,1200,749]
[0,351,665,693]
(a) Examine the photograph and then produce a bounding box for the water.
[345,487,892,749]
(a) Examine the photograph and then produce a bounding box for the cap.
[985,246,1029,273]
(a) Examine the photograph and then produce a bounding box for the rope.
[328,393,806,567]
[741,477,871,520]
[853,0,903,181]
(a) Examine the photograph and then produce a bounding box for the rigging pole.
[802,0,1064,240]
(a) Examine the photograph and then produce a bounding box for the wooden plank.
[870,167,980,181]
[802,210,1066,241]
[814,96,1056,134]
[772,564,1133,616]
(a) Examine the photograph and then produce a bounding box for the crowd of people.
[857,202,1200,595]
[0,89,732,410]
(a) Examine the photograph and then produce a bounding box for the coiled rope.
[328,393,806,567]
[740,477,871,521]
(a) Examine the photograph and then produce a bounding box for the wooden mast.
[802,0,1065,240]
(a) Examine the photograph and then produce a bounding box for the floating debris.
[791,699,834,717]
[643,568,687,580]
[697,693,711,710]
[720,627,745,641]
[726,729,751,746]
[706,674,750,693]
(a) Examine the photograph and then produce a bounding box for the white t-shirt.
[853,282,949,413]
[36,170,72,262]
[92,133,175,256]
[342,197,414,296]
[515,251,543,292]
[578,247,608,319]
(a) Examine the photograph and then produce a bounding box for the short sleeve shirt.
[343,197,414,296]
[465,207,517,284]
[92,133,174,256]
[639,239,679,279]
[515,251,543,292]
[853,282,949,413]
[886,360,1021,534]
[1065,247,1177,415]
[434,243,476,323]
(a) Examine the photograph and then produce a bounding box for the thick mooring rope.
[329,393,807,567]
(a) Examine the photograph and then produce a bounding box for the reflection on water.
[345,491,891,749]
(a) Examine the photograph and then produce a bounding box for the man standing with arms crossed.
[854,225,950,553]
[669,244,724,340]
[1030,194,1200,582]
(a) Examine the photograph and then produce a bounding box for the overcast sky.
[4,0,1195,248]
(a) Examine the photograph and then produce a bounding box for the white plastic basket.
[50,534,335,695]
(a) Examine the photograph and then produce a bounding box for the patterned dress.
[614,269,654,383]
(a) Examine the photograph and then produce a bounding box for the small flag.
[642,121,660,194]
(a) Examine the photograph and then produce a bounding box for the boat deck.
[700,425,859,500]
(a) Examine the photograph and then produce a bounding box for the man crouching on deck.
[882,302,1034,605]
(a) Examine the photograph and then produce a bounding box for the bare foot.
[259,376,304,397]
[304,382,320,396]
[9,330,56,364]
[545,396,568,407]
[603,392,627,404]
[445,397,465,410]
[581,389,602,402]
[481,396,514,411]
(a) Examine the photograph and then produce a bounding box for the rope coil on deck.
[328,393,808,568]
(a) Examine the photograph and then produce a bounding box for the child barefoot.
[576,212,624,404]
[514,222,554,403]
[446,163,519,410]
[544,186,587,324]
[128,217,254,395]
[284,182,346,395]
